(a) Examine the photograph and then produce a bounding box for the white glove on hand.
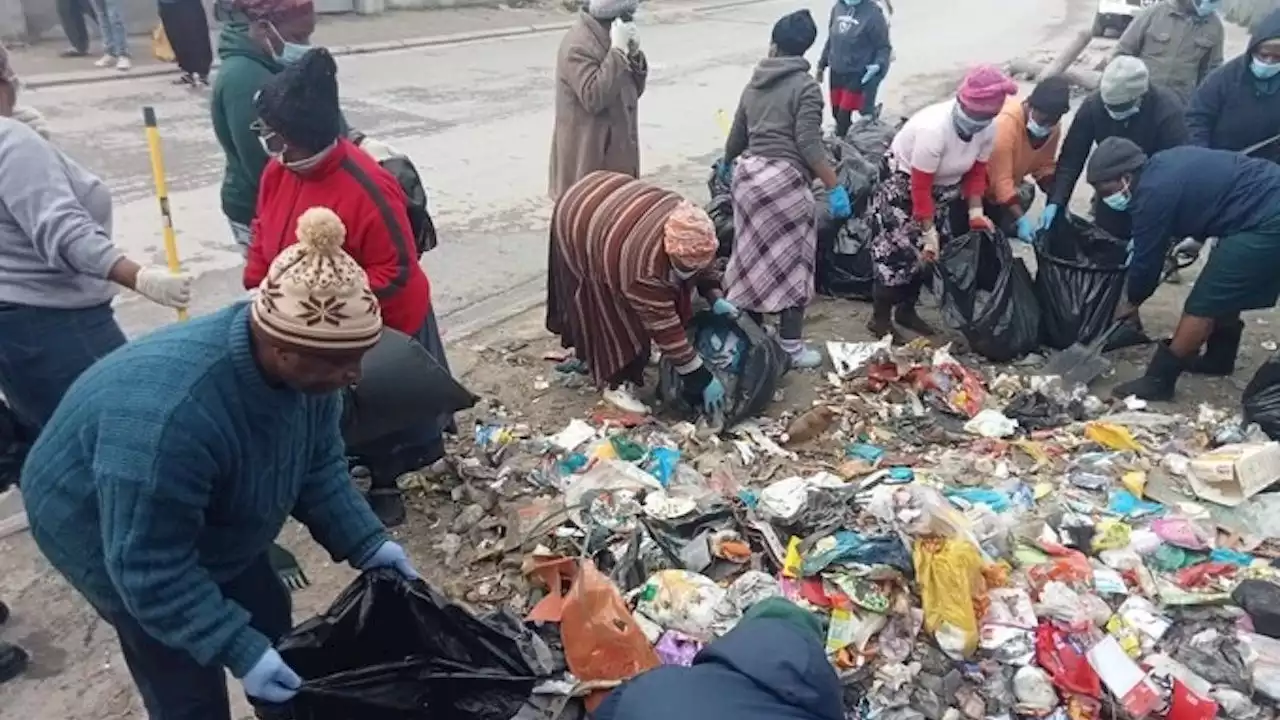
[626,22,640,54]
[135,266,193,309]
[610,21,636,53]
[921,225,941,258]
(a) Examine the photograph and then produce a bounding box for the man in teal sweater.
[21,206,419,717]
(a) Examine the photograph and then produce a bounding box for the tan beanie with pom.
[251,206,383,351]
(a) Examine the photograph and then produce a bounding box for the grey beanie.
[586,0,638,20]
[1100,57,1150,105]
[1086,137,1148,184]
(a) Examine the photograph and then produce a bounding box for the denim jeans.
[91,0,130,57]
[0,302,126,431]
[96,555,292,720]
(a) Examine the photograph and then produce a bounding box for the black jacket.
[1186,9,1280,163]
[1049,85,1189,206]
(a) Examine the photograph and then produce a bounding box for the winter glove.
[919,224,940,264]
[968,207,994,232]
[359,541,420,580]
[861,64,881,85]
[702,377,727,414]
[135,266,192,309]
[1014,215,1035,243]
[610,21,636,53]
[828,185,852,220]
[712,298,739,318]
[1038,203,1059,232]
[241,648,302,704]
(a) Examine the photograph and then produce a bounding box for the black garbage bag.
[0,400,31,492]
[1244,354,1280,440]
[658,312,787,427]
[937,229,1041,362]
[706,159,735,258]
[1233,579,1280,638]
[271,569,544,720]
[843,113,904,161]
[815,218,875,300]
[1033,213,1130,350]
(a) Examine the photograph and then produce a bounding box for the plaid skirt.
[724,155,817,313]
[866,166,964,287]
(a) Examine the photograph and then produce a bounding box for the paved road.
[22,0,1082,341]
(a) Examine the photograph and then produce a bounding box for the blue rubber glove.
[828,185,852,220]
[359,541,420,580]
[1039,204,1059,232]
[861,64,881,85]
[703,376,726,414]
[1015,215,1035,243]
[716,159,732,185]
[712,298,739,317]
[241,648,302,704]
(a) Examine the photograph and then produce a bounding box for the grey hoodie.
[724,56,826,180]
[0,115,120,309]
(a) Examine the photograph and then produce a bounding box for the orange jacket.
[986,97,1061,206]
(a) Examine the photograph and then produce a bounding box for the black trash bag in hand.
[937,229,1041,362]
[272,569,543,720]
[1032,214,1130,350]
[1244,354,1280,440]
[658,312,787,427]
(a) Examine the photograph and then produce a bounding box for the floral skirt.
[865,166,965,287]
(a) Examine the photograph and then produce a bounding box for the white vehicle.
[1093,0,1158,37]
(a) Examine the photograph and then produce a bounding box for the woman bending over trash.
[721,9,852,370]
[1086,137,1280,401]
[546,171,730,416]
[863,65,1017,340]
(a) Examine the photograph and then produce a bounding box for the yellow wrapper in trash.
[1085,422,1143,452]
[913,537,985,658]
[782,536,803,579]
[1106,614,1142,658]
[1122,470,1147,499]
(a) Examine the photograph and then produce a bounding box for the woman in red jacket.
[243,48,446,527]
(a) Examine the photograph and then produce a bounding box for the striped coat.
[546,171,720,387]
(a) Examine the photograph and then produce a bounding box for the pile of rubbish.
[332,335,1280,720]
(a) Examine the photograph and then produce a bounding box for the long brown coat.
[548,12,648,201]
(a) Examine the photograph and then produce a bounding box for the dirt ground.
[1,5,1275,720]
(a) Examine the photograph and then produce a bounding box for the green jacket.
[211,24,282,226]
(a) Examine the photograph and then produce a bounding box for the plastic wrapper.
[1243,353,1280,441]
[1234,580,1280,639]
[634,569,729,642]
[272,569,544,720]
[913,537,986,658]
[1035,621,1101,698]
[1032,213,1129,350]
[658,312,787,427]
[937,229,1041,362]
[561,561,660,711]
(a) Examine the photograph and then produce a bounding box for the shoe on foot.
[365,487,407,528]
[0,642,28,685]
[174,72,195,85]
[93,54,115,68]
[789,347,824,369]
[60,48,88,58]
[1111,341,1186,402]
[115,56,131,71]
[894,305,936,336]
[603,384,650,414]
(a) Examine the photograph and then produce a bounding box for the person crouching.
[721,10,852,369]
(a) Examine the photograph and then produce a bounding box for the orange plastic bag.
[561,561,660,711]
[151,24,175,63]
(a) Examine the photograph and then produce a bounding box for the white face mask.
[671,266,698,281]
[258,134,284,161]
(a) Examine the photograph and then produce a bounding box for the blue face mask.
[268,23,312,65]
[839,0,862,5]
[1105,104,1141,121]
[1102,182,1131,212]
[952,104,991,139]
[1253,57,1280,80]
[1194,0,1219,17]
[1027,118,1053,139]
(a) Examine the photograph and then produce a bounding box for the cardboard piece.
[1187,442,1280,507]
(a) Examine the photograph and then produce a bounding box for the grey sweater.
[724,57,826,180]
[0,116,120,309]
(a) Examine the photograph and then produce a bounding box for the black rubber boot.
[0,642,28,684]
[1187,319,1243,377]
[893,278,936,337]
[1111,341,1186,401]
[867,284,901,340]
[834,108,853,139]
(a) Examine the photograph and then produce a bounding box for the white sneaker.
[94,54,115,68]
[115,56,132,71]
[603,384,650,414]
[790,347,824,370]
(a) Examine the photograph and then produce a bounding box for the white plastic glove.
[241,648,302,704]
[135,266,192,309]
[920,225,941,260]
[626,22,641,54]
[610,21,636,53]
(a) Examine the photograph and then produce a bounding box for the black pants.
[159,0,213,77]
[98,555,292,719]
[747,308,804,341]
[57,0,97,53]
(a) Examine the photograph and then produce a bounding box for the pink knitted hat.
[956,65,1018,115]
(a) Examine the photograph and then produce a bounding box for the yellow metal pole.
[142,106,187,321]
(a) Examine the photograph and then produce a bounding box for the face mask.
[1102,180,1131,212]
[671,267,697,281]
[951,104,991,139]
[1027,118,1053,139]
[1194,0,1218,17]
[258,134,284,161]
[1252,57,1280,80]
[839,0,862,6]
[268,23,312,65]
[1105,104,1141,121]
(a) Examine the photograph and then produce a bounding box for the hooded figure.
[244,48,448,528]
[1187,8,1280,163]
[595,599,842,720]
[1086,138,1280,401]
[721,10,850,370]
[547,0,647,201]
[814,0,891,136]
[1113,0,1224,105]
